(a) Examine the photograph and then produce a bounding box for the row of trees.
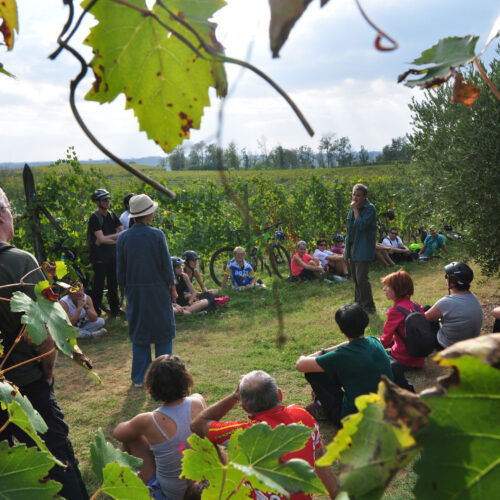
[159,134,411,170]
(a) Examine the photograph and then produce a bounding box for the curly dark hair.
[145,355,193,403]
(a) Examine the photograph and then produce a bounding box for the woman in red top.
[290,241,323,281]
[380,270,425,392]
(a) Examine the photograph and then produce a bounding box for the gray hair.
[352,183,368,196]
[296,240,307,249]
[239,370,280,414]
[0,188,7,208]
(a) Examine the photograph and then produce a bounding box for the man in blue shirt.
[344,183,377,313]
[420,227,447,258]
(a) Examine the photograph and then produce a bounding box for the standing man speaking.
[344,183,377,314]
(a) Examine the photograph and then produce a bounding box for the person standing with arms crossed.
[344,183,377,313]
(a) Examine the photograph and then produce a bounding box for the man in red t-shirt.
[190,370,337,499]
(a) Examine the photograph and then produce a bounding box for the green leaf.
[182,433,250,499]
[99,462,150,500]
[0,0,18,50]
[90,428,142,484]
[401,36,479,88]
[317,381,429,499]
[55,261,68,279]
[232,423,325,496]
[0,442,62,499]
[415,334,500,499]
[0,61,15,78]
[183,424,325,498]
[10,291,78,357]
[83,0,227,152]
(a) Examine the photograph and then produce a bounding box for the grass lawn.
[54,252,500,498]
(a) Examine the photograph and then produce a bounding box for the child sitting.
[182,250,218,297]
[221,247,265,290]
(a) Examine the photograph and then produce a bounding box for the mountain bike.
[209,222,291,287]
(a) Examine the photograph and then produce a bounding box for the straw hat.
[129,194,158,218]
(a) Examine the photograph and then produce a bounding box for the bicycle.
[209,222,291,287]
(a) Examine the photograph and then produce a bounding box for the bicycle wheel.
[209,246,234,287]
[269,244,291,279]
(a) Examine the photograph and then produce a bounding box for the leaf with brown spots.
[83,0,227,152]
[269,0,330,58]
[452,70,481,107]
[0,0,18,51]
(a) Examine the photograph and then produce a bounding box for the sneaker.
[305,400,328,422]
[92,328,107,338]
[333,275,347,282]
[133,383,143,388]
[323,278,334,284]
[214,296,230,307]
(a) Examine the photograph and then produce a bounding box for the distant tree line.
[158,134,412,170]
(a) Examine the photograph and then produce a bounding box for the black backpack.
[395,302,435,357]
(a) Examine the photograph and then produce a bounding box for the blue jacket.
[116,223,176,344]
[345,199,377,262]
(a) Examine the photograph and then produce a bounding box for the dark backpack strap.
[413,302,423,313]
[394,305,410,345]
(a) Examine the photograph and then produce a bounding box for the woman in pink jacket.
[380,270,425,392]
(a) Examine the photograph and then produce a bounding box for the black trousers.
[389,356,416,392]
[0,378,89,500]
[304,372,343,426]
[90,257,120,315]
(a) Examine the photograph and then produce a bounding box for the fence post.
[22,164,46,263]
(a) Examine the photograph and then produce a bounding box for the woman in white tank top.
[113,355,206,499]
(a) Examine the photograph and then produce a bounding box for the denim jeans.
[131,342,173,385]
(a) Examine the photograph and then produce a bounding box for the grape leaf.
[182,432,250,499]
[0,0,18,50]
[182,423,325,498]
[414,334,500,499]
[90,428,143,484]
[83,0,227,153]
[0,441,62,499]
[317,380,429,499]
[99,462,150,500]
[269,0,331,58]
[10,291,78,357]
[232,423,325,496]
[398,36,479,89]
[0,380,65,465]
[451,71,480,108]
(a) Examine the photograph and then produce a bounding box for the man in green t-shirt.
[295,303,393,426]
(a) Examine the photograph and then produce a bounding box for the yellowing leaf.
[0,0,18,50]
[83,0,227,152]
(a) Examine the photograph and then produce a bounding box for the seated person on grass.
[113,355,206,500]
[380,270,425,392]
[221,246,265,290]
[59,282,107,339]
[419,227,447,259]
[330,234,350,276]
[425,262,483,349]
[295,303,393,426]
[382,227,414,263]
[172,257,217,313]
[493,306,500,333]
[190,370,338,499]
[183,250,218,297]
[375,242,396,267]
[290,241,324,281]
[314,238,348,278]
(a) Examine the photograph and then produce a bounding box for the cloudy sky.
[1,0,498,163]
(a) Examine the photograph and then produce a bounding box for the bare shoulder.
[190,393,207,416]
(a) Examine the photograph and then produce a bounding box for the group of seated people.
[111,259,487,499]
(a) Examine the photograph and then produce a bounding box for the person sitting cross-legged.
[419,227,447,260]
[190,370,338,499]
[290,240,324,282]
[313,238,347,281]
[113,355,206,500]
[379,270,425,392]
[295,303,393,426]
[59,282,107,339]
[221,247,265,290]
